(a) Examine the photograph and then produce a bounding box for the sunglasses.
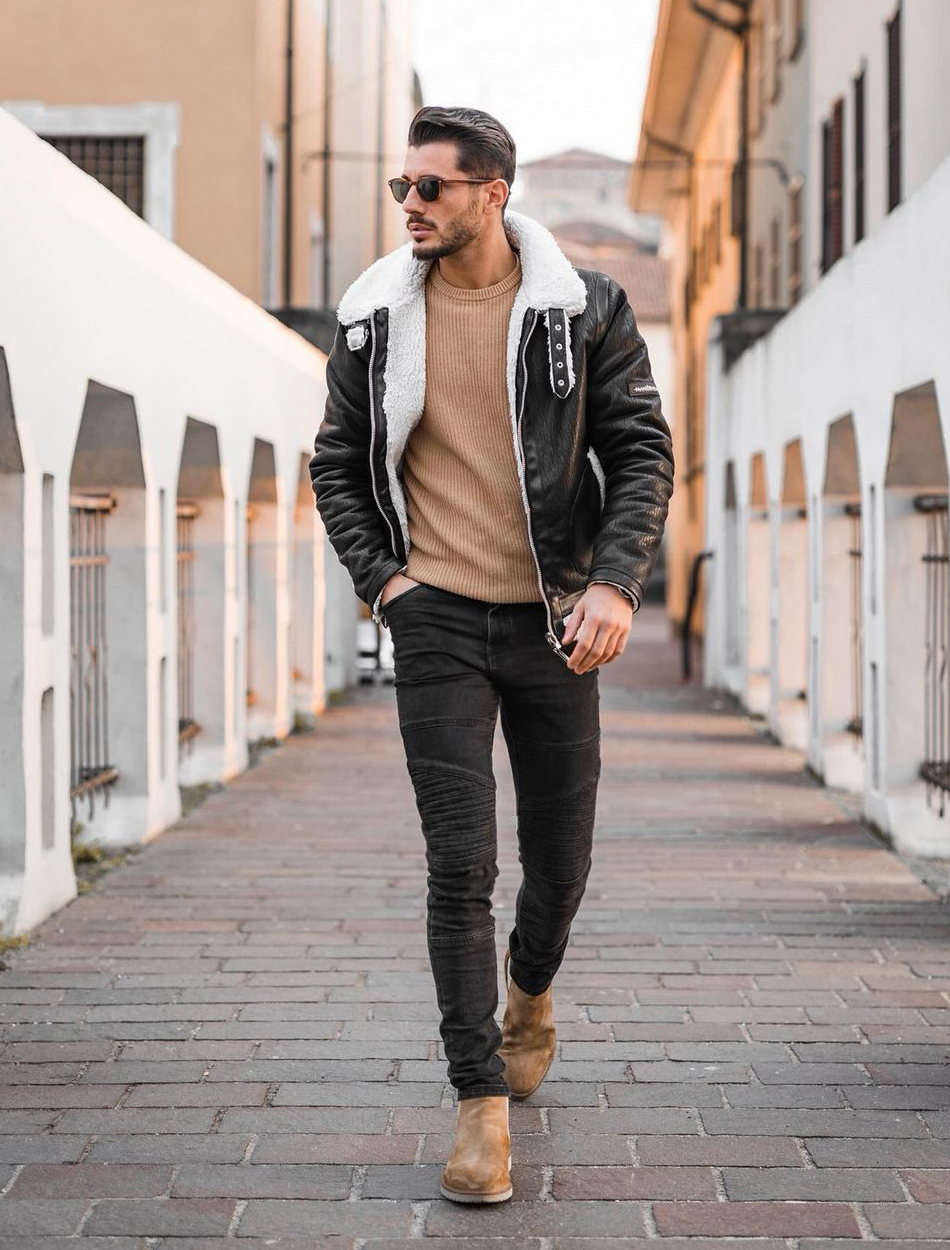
[387,175,498,204]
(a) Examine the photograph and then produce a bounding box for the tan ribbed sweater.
[401,256,543,604]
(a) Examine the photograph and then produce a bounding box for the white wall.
[704,147,950,856]
[808,0,950,290]
[0,107,334,933]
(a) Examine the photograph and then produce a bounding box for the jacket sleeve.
[584,277,675,610]
[309,321,407,613]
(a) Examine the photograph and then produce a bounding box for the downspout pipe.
[374,0,388,260]
[322,0,333,307]
[282,0,294,307]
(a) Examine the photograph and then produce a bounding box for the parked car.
[355,617,395,684]
[355,617,380,684]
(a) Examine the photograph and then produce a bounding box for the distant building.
[0,0,417,309]
[514,147,662,251]
[552,223,673,598]
[632,0,743,637]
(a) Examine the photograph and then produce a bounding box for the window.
[712,200,722,265]
[730,163,745,237]
[854,68,866,243]
[39,135,145,215]
[821,99,844,273]
[790,0,805,58]
[262,154,278,306]
[788,179,803,304]
[752,242,764,307]
[770,0,784,104]
[755,18,767,133]
[886,5,902,211]
[769,215,781,305]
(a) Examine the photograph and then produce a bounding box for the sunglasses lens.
[418,178,441,201]
[389,179,410,203]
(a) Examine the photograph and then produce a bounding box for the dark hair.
[407,105,516,211]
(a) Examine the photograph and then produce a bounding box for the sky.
[410,0,661,174]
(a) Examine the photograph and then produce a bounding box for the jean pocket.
[382,581,427,623]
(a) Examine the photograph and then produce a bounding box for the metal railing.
[69,493,118,813]
[176,501,200,750]
[246,503,256,708]
[917,493,949,809]
[845,501,864,737]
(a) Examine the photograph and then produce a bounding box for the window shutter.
[886,6,902,211]
[854,68,866,243]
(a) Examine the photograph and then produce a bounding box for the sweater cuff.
[588,578,640,612]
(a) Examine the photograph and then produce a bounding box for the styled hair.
[406,105,516,211]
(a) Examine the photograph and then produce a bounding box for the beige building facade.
[1,0,416,308]
[632,0,742,635]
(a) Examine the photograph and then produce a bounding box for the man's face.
[398,141,494,260]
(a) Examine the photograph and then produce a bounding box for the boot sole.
[440,1153,513,1204]
[439,1183,513,1203]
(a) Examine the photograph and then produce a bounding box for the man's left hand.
[560,584,634,674]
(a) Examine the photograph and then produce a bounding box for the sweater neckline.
[428,255,522,302]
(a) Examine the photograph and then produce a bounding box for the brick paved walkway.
[3,605,950,1246]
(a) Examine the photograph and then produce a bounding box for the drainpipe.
[645,126,697,491]
[682,549,715,682]
[321,0,333,306]
[374,0,388,260]
[282,0,295,307]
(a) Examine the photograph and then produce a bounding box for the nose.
[402,185,426,213]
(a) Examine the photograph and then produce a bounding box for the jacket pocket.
[567,458,602,574]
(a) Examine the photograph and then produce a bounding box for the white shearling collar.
[331,208,600,590]
[335,209,587,325]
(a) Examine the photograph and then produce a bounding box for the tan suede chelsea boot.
[497,949,557,1100]
[439,1094,512,1204]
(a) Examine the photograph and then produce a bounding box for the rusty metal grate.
[246,503,256,708]
[41,135,145,216]
[177,501,200,751]
[69,493,118,813]
[845,501,863,737]
[917,493,949,810]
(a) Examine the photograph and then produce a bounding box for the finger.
[561,607,581,645]
[569,620,608,672]
[575,624,620,673]
[604,632,628,663]
[566,617,597,670]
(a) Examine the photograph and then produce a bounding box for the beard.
[409,196,482,260]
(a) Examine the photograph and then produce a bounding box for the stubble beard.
[409,197,482,261]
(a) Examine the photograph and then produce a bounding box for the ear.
[485,178,510,215]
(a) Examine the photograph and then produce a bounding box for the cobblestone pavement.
[3,604,950,1247]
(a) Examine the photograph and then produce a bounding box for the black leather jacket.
[309,215,674,665]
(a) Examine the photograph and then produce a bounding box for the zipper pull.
[546,631,571,663]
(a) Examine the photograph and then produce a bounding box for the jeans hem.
[456,1085,511,1101]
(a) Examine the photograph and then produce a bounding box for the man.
[310,105,673,1204]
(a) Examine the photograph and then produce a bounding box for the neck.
[436,220,519,290]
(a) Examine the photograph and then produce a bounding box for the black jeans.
[383,581,601,1100]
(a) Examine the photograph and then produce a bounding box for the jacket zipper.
[366,316,405,626]
[515,310,570,664]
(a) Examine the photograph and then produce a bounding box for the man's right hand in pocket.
[380,572,421,608]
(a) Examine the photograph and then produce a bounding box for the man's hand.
[560,584,633,674]
[380,571,421,608]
